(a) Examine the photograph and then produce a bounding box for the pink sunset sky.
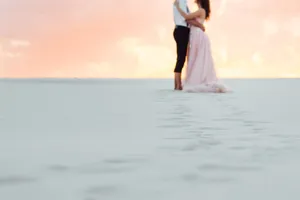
[0,0,300,78]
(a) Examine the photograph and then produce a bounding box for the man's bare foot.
[174,84,182,90]
[216,88,224,93]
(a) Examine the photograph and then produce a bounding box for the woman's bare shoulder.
[199,8,206,14]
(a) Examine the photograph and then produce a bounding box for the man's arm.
[186,19,205,32]
[174,1,202,20]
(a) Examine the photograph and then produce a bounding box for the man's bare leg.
[174,73,177,90]
[174,72,182,90]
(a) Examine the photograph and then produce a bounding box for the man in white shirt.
[172,0,205,90]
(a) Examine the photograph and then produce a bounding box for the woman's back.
[195,8,206,24]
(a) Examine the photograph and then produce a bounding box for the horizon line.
[1,77,300,81]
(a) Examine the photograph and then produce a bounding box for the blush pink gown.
[183,18,230,93]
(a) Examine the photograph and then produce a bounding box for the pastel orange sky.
[0,0,300,78]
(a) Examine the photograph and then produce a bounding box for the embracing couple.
[173,0,229,93]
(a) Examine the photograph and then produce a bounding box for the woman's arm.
[186,19,205,31]
[174,1,202,20]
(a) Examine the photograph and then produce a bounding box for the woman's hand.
[173,0,179,7]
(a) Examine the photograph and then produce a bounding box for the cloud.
[10,40,31,47]
[1,0,178,77]
[216,0,227,16]
[1,0,300,78]
[284,17,300,37]
[262,19,279,37]
[0,0,169,76]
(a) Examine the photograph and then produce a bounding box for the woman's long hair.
[197,0,211,20]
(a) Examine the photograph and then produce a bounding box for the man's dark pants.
[173,25,190,73]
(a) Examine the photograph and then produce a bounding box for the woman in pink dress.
[174,0,229,93]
